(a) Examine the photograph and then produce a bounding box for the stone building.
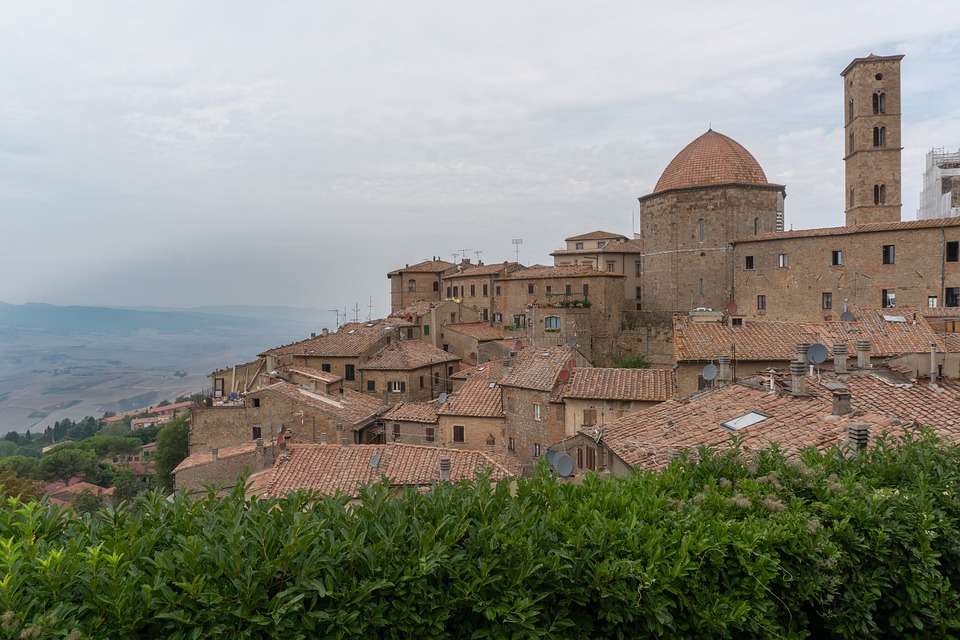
[918,147,960,219]
[376,401,441,446]
[551,230,644,310]
[441,261,525,323]
[561,367,675,438]
[388,258,455,313]
[357,339,460,403]
[437,368,505,452]
[636,129,785,314]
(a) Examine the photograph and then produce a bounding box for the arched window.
[407,279,416,292]
[850,188,855,207]
[849,131,854,154]
[697,218,705,243]
[874,184,886,205]
[873,126,886,147]
[873,92,886,114]
[848,99,854,122]
[754,217,760,235]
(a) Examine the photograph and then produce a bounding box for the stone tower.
[841,54,904,226]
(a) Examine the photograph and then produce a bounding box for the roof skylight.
[721,411,770,431]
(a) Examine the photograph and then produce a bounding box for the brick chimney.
[789,361,806,396]
[847,422,870,451]
[319,432,328,444]
[856,340,871,369]
[211,448,219,461]
[833,342,848,373]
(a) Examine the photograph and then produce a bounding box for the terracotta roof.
[675,309,946,361]
[387,259,455,276]
[254,443,511,498]
[261,321,395,358]
[212,359,264,376]
[451,360,508,381]
[48,481,115,497]
[359,340,460,371]
[497,265,623,280]
[444,262,524,278]
[173,442,261,473]
[252,381,383,427]
[443,323,504,342]
[942,333,960,353]
[439,374,504,418]
[552,238,643,257]
[280,365,342,384]
[840,53,905,77]
[390,300,456,320]
[565,368,675,402]
[652,130,774,194]
[733,216,960,244]
[501,346,580,392]
[564,230,628,242]
[381,401,440,424]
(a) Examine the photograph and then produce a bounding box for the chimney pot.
[833,342,848,373]
[211,448,219,461]
[789,361,806,396]
[847,422,870,451]
[439,457,452,481]
[256,437,263,450]
[796,343,810,365]
[319,432,327,444]
[832,389,852,415]
[718,355,732,383]
[342,437,350,447]
[856,340,872,369]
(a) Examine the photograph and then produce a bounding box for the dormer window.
[597,241,606,248]
[575,242,584,250]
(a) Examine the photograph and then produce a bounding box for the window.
[393,424,401,441]
[882,245,895,265]
[822,292,833,310]
[434,372,440,385]
[345,364,355,381]
[508,437,515,452]
[419,376,424,389]
[321,363,331,373]
[597,241,606,248]
[482,308,489,321]
[882,289,896,308]
[732,318,743,327]
[757,295,766,310]
[433,281,439,292]
[929,296,939,308]
[848,99,854,122]
[874,184,886,205]
[849,131,854,154]
[565,284,572,295]
[507,396,515,413]
[831,250,843,266]
[424,324,430,336]
[483,283,489,296]
[778,253,789,268]
[252,398,261,408]
[534,403,541,421]
[495,285,501,296]
[367,380,376,392]
[745,255,755,270]
[873,126,886,147]
[583,284,590,296]
[635,262,641,276]
[698,278,705,296]
[873,92,886,114]
[494,313,502,323]
[453,425,465,443]
[545,316,560,330]
[534,443,541,457]
[585,446,596,471]
[606,262,615,272]
[448,365,453,376]
[426,428,435,443]
[470,284,476,296]
[389,380,405,393]
[583,409,597,426]
[697,218,705,243]
[575,242,584,250]
[408,279,416,292]
[545,285,552,294]
[453,286,459,297]
[850,187,855,207]
[635,286,642,299]
[446,287,452,297]
[947,241,959,262]
[948,287,960,308]
[252,426,262,440]
[527,283,534,294]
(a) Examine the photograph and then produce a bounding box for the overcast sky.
[2,2,959,318]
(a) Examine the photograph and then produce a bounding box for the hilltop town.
[175,53,960,497]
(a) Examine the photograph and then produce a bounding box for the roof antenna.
[708,122,712,132]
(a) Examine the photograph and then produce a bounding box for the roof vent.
[833,342,848,373]
[789,361,806,396]
[847,422,869,451]
[438,458,452,481]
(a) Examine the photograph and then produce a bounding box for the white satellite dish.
[702,364,719,381]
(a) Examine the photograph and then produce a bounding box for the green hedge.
[1,432,959,639]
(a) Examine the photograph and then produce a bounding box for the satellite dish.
[370,454,380,468]
[725,302,738,314]
[438,392,448,404]
[807,343,829,365]
[552,452,574,477]
[702,364,719,381]
[469,352,476,360]
[515,340,523,350]
[567,359,577,370]
[567,337,577,348]
[276,424,283,433]
[558,369,570,382]
[840,311,856,322]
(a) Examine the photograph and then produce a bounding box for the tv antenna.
[329,308,343,328]
[512,238,523,262]
[352,303,361,322]
[367,296,373,321]
[474,250,483,262]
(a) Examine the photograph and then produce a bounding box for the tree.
[0,456,41,480]
[40,449,96,485]
[0,470,43,502]
[71,489,103,515]
[155,415,190,493]
[112,467,140,503]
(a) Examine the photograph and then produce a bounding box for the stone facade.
[437,414,505,452]
[842,54,904,226]
[388,259,454,313]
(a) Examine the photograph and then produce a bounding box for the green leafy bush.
[0,432,959,638]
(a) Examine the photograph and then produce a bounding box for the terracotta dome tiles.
[653,130,771,193]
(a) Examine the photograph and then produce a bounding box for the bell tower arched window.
[872,92,886,114]
[874,184,886,205]
[873,126,886,147]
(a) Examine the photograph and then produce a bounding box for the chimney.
[789,361,806,396]
[796,343,810,365]
[931,342,938,384]
[311,332,316,338]
[718,355,732,384]
[856,340,871,368]
[438,457,452,481]
[847,422,870,451]
[832,389,852,415]
[833,342,848,373]
[211,448,219,461]
[341,436,350,447]
[322,328,329,337]
[279,436,287,450]
[339,388,344,402]
[319,432,327,444]
[256,437,264,451]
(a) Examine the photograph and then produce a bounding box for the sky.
[2,2,959,319]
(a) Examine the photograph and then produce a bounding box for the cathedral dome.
[653,130,770,193]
